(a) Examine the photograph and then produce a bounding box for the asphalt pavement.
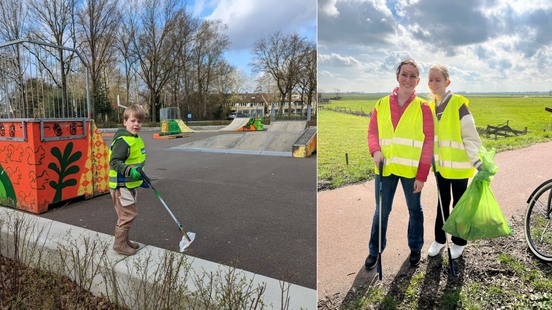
[40,130,317,289]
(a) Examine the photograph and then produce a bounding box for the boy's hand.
[130,167,142,180]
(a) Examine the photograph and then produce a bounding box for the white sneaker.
[450,244,465,259]
[427,241,445,257]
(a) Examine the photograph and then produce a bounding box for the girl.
[427,64,482,259]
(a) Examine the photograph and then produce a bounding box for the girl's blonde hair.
[124,104,146,121]
[429,64,450,81]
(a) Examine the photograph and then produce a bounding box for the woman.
[365,58,434,269]
[426,64,482,259]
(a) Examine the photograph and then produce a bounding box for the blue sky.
[189,0,317,78]
[318,0,552,93]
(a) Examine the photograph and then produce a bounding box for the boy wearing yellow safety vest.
[365,58,434,269]
[426,64,482,260]
[108,105,148,256]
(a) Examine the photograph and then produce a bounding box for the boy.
[108,104,147,255]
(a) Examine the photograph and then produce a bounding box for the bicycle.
[524,177,552,262]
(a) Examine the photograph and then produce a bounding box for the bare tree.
[28,0,79,117]
[296,42,316,108]
[192,19,230,119]
[116,1,141,109]
[210,61,235,119]
[0,0,29,117]
[132,0,181,122]
[76,0,121,121]
[168,7,199,121]
[251,31,311,116]
[0,0,28,41]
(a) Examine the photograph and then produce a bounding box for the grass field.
[318,94,552,189]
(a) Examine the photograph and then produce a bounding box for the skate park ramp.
[292,126,317,158]
[218,117,263,131]
[267,120,307,132]
[170,121,310,156]
[218,118,251,131]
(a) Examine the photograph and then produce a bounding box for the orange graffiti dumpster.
[0,39,110,214]
[0,119,110,214]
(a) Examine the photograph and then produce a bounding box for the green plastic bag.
[442,146,513,240]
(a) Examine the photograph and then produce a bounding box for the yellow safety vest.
[108,135,146,189]
[376,96,425,178]
[429,94,475,179]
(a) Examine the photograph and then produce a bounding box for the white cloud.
[320,70,337,78]
[319,0,339,17]
[191,0,315,77]
[318,0,552,92]
[318,53,361,67]
[206,0,316,51]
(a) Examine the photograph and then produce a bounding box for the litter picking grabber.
[376,160,383,280]
[433,164,456,277]
[137,167,195,252]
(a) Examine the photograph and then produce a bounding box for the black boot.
[409,251,421,267]
[365,254,378,270]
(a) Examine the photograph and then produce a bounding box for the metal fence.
[0,39,90,119]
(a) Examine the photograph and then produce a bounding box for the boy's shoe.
[113,227,137,256]
[409,251,421,267]
[427,241,445,257]
[450,244,465,259]
[365,254,378,270]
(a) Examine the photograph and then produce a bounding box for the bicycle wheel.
[525,181,552,262]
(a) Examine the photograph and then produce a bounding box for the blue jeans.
[369,174,424,256]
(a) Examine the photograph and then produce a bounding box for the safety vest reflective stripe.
[437,140,465,150]
[380,137,423,148]
[434,156,473,169]
[386,156,419,168]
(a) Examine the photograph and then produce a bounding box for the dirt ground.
[318,214,543,309]
[0,255,119,309]
[317,141,552,309]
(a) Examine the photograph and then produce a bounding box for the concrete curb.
[0,207,316,309]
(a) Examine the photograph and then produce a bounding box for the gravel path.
[317,141,552,305]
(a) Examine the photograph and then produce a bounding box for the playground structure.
[0,39,110,214]
[159,107,194,135]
